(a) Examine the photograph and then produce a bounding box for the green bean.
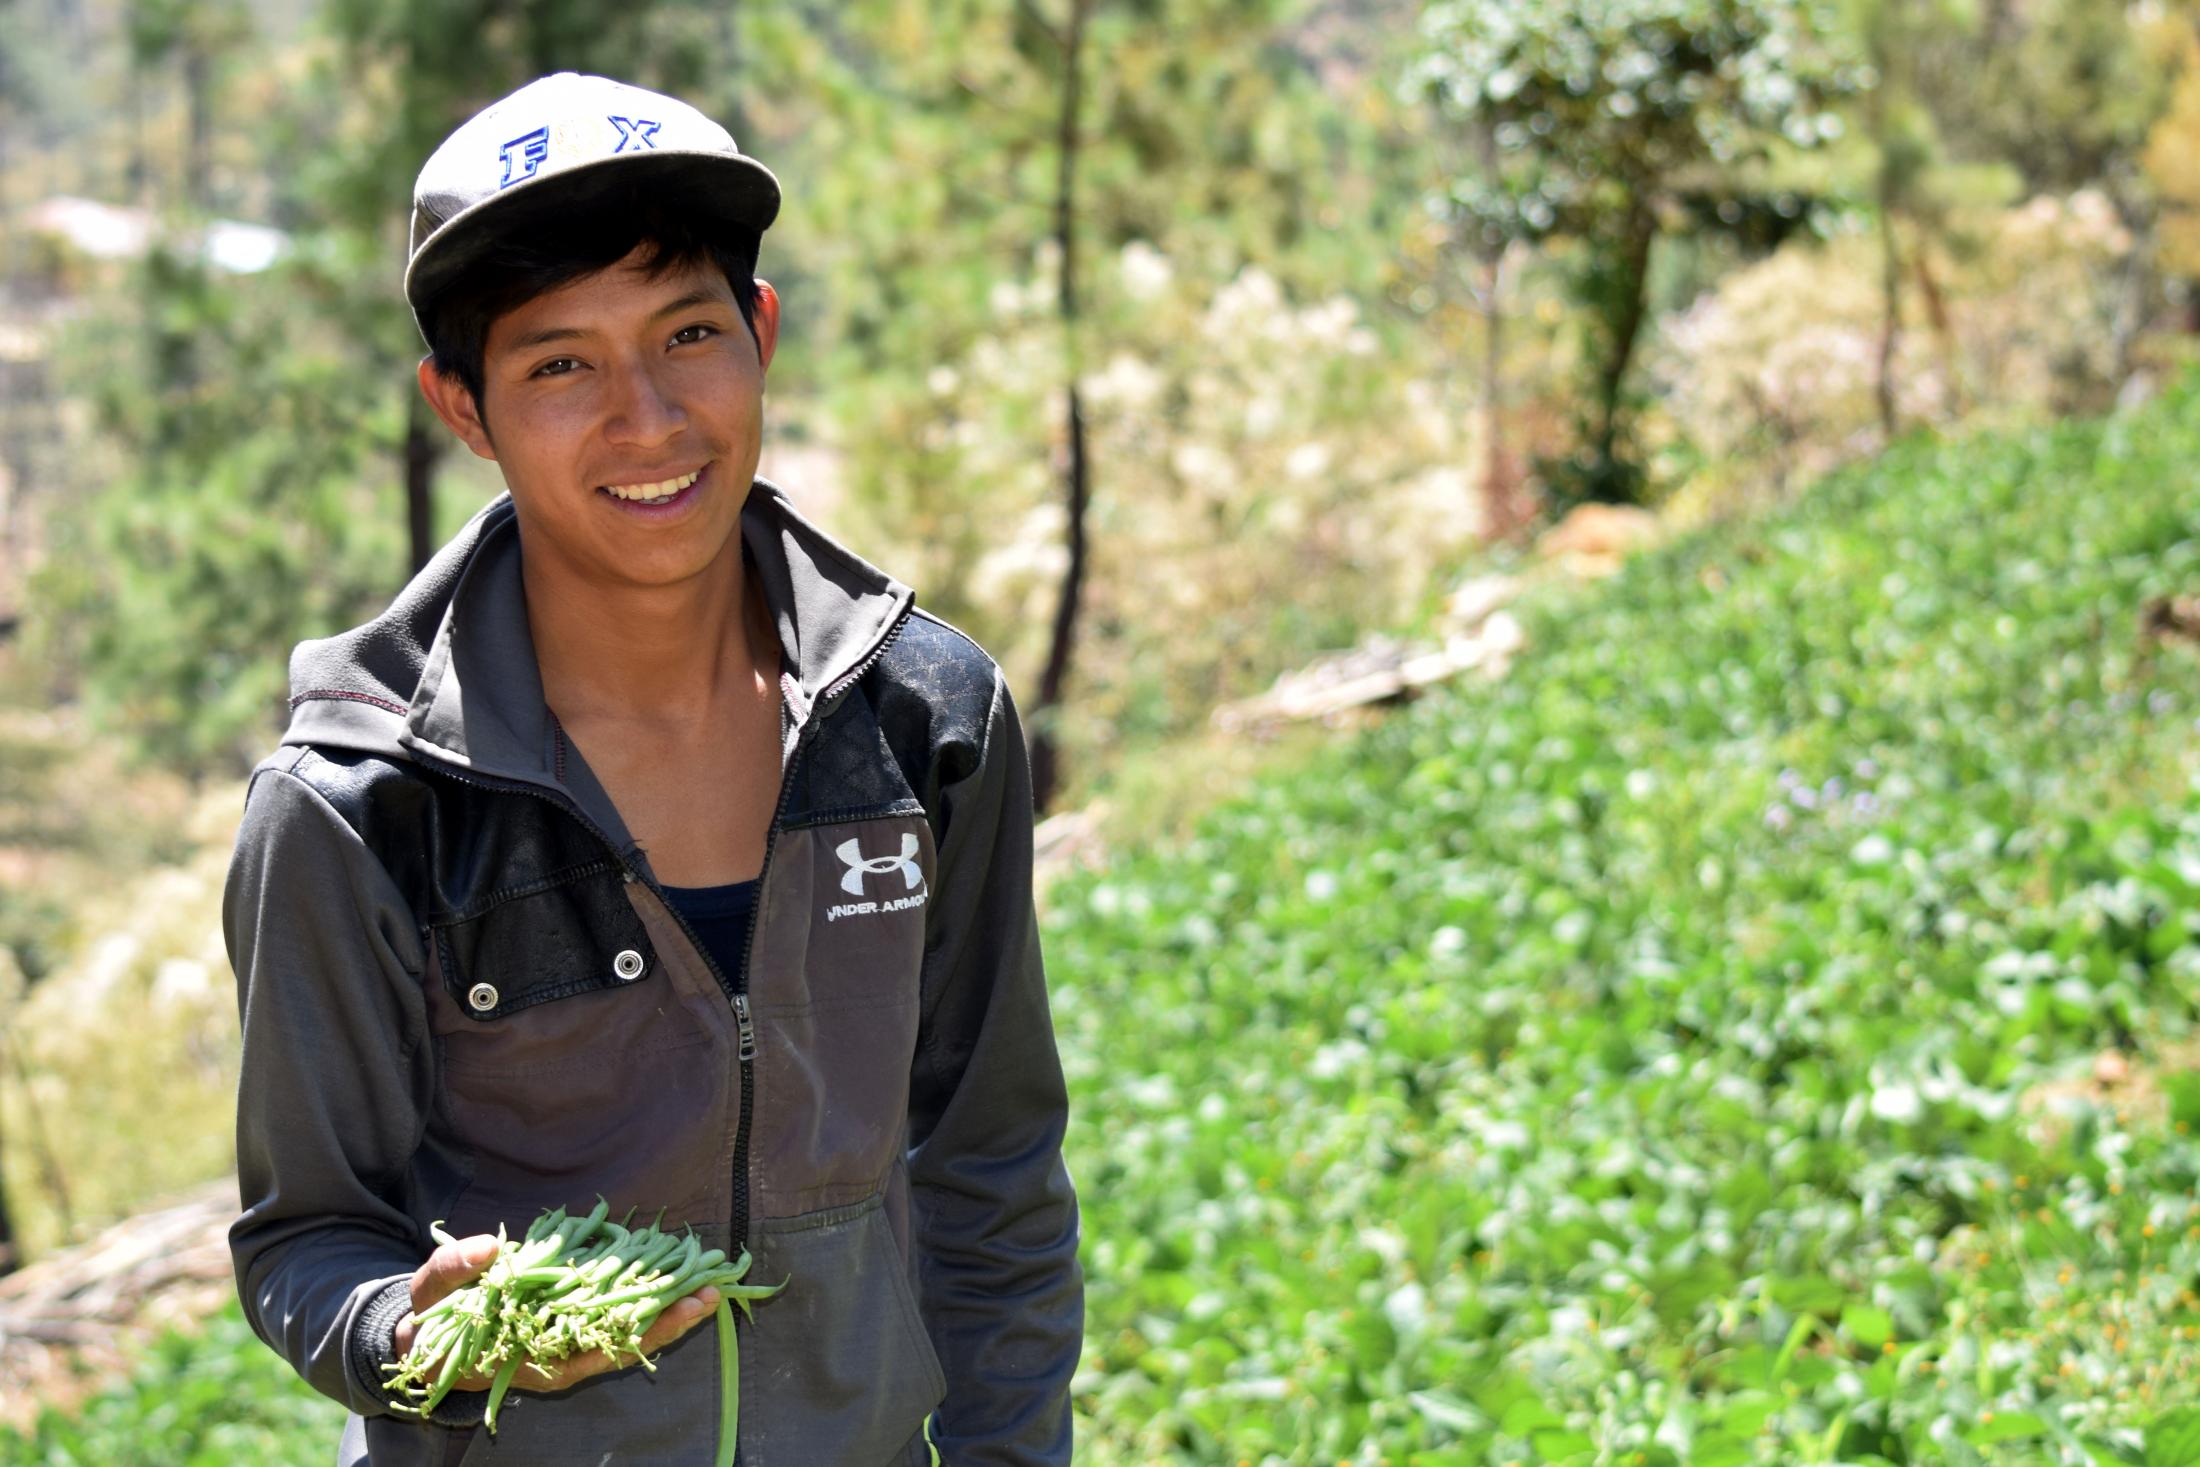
[484,1353,522,1433]
[384,1203,784,1447]
[714,1296,738,1467]
[417,1315,479,1417]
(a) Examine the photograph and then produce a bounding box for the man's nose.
[603,359,687,446]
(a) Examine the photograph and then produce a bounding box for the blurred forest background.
[8,0,2200,1460]
[5,0,2197,800]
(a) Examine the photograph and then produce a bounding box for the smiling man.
[222,74,1082,1467]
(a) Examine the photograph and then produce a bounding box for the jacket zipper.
[725,601,914,1255]
[414,599,918,1261]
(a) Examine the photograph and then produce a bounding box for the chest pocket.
[431,860,657,1023]
[423,864,730,1239]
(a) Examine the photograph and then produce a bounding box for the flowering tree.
[1413,0,1860,504]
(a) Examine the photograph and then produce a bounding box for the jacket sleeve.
[224,752,472,1422]
[907,670,1084,1465]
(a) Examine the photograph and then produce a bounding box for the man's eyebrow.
[505,323,586,350]
[503,290,733,352]
[645,288,727,323]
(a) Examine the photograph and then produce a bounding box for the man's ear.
[416,357,498,462]
[752,279,781,374]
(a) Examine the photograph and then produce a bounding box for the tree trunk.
[0,1024,69,1246]
[2107,179,2157,387]
[1908,240,1963,415]
[1470,116,1529,543]
[1027,0,1091,816]
[718,3,748,142]
[404,391,442,575]
[1477,242,1529,541]
[1875,196,1902,443]
[1587,204,1655,503]
[0,1113,17,1277]
[184,44,213,212]
[126,59,149,207]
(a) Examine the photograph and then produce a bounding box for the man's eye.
[671,323,719,346]
[532,358,581,378]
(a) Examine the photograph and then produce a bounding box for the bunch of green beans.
[383,1198,785,1461]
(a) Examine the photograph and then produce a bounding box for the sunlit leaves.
[1052,371,2200,1461]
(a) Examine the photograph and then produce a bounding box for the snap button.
[613,949,646,981]
[467,982,499,1012]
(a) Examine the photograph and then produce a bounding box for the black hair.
[418,176,761,421]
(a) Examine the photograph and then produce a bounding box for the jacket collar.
[282,478,913,843]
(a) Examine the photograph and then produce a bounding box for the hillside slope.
[12,381,2200,1463]
[1054,378,2200,1464]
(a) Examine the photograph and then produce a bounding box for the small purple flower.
[1764,805,1794,832]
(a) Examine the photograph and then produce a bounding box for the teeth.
[602,468,702,501]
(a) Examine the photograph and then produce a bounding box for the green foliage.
[30,242,405,772]
[2151,1406,2200,1467]
[1413,0,1856,246]
[1412,0,1864,504]
[1952,0,2179,196]
[0,1304,343,1465]
[1045,371,2200,1459]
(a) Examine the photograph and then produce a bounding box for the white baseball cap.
[404,72,781,333]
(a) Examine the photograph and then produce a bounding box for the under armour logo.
[498,127,550,188]
[609,115,661,153]
[836,834,922,896]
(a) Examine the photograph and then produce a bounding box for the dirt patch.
[0,1177,236,1430]
[2015,1043,2200,1150]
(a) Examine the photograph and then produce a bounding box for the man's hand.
[393,1233,721,1395]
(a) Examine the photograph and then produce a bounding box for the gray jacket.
[223,481,1082,1466]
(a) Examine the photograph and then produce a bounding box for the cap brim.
[404,149,781,321]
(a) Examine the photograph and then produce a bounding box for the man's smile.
[597,460,712,511]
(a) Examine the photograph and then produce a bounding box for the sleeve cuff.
[349,1275,490,1428]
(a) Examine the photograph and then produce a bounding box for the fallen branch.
[0,1176,238,1429]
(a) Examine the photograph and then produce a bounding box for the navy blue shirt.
[660,878,760,984]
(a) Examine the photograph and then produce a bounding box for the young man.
[223,73,1082,1466]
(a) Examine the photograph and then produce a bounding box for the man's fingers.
[411,1234,501,1312]
[526,1288,722,1392]
[395,1233,503,1364]
[637,1286,719,1352]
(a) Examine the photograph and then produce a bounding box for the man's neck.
[523,535,774,731]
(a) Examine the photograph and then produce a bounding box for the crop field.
[1056,380,2200,1464]
[11,379,2200,1463]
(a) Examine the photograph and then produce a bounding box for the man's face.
[421,244,781,592]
